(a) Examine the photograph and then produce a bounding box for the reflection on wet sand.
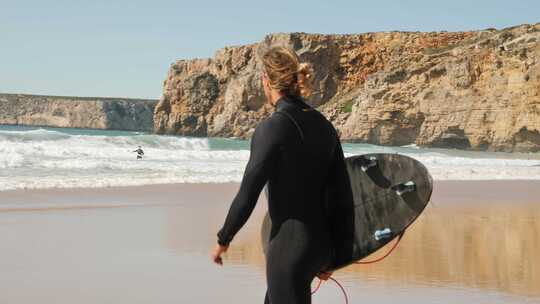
[166,191,540,299]
[344,203,540,297]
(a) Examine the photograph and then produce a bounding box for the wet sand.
[0,181,539,303]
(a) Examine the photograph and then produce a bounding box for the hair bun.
[260,45,313,98]
[297,63,313,79]
[296,62,313,97]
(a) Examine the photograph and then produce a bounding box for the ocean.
[0,125,539,191]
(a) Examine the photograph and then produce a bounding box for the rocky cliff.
[155,22,540,152]
[0,94,157,131]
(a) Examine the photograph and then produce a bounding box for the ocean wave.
[0,128,211,150]
[0,126,539,191]
[0,128,71,142]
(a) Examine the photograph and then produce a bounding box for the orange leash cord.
[311,278,323,294]
[312,231,405,303]
[355,231,404,264]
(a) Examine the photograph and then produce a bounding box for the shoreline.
[0,180,539,210]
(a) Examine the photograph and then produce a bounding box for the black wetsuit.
[217,96,354,304]
[134,148,144,159]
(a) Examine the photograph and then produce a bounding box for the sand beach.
[0,181,538,303]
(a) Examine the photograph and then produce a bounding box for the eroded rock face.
[155,23,540,152]
[0,94,157,131]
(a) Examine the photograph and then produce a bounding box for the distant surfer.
[132,146,144,159]
[212,46,354,304]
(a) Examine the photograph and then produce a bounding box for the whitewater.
[0,125,539,191]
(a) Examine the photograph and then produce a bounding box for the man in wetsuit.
[211,46,354,304]
[133,146,144,160]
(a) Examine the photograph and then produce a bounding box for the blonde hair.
[260,46,313,97]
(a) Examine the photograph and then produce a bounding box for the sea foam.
[0,126,538,191]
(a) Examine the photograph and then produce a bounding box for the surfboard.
[261,153,433,271]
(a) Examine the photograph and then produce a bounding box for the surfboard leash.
[311,278,322,294]
[355,231,405,264]
[328,277,349,304]
[312,230,405,303]
[312,276,349,304]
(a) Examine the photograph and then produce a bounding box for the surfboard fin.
[392,181,416,196]
[360,156,378,172]
[374,228,392,241]
[356,155,392,188]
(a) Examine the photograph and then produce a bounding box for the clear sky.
[1,0,539,99]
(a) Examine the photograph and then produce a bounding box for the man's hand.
[211,243,229,266]
[316,271,333,281]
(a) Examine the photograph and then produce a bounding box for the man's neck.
[269,91,284,106]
